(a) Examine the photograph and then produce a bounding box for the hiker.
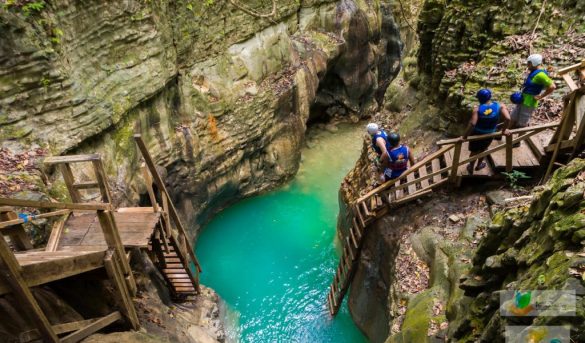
[463,89,511,174]
[385,132,415,180]
[509,54,556,128]
[367,123,391,182]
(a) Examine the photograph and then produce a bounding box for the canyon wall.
[1,0,401,232]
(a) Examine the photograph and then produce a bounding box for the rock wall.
[0,0,401,231]
[386,0,585,135]
[450,159,585,342]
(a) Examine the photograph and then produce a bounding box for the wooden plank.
[44,154,101,164]
[91,159,113,204]
[562,73,579,91]
[571,94,585,158]
[0,198,111,211]
[166,274,191,279]
[61,311,123,343]
[392,189,434,207]
[0,236,59,342]
[418,163,430,189]
[526,135,546,161]
[406,172,417,195]
[45,213,70,252]
[141,164,159,212]
[174,287,196,292]
[505,134,513,172]
[20,318,101,342]
[345,239,355,261]
[354,205,366,228]
[117,207,156,213]
[60,164,82,203]
[0,251,108,295]
[430,158,441,184]
[349,227,358,249]
[72,181,99,190]
[558,60,585,74]
[103,250,139,330]
[546,94,578,180]
[436,122,560,145]
[0,209,71,229]
[352,219,362,239]
[449,141,462,182]
[96,211,137,296]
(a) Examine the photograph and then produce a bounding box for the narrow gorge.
[1,0,585,342]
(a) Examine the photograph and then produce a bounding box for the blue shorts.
[384,168,406,181]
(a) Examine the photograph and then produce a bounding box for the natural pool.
[196,123,368,342]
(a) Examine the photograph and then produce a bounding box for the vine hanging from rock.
[227,0,277,22]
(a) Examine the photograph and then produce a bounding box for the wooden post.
[0,236,59,342]
[91,159,113,204]
[45,213,70,252]
[60,164,82,203]
[96,211,137,296]
[545,94,577,181]
[103,250,139,330]
[505,134,514,172]
[449,141,462,183]
[141,163,159,212]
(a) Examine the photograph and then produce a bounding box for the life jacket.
[522,69,549,96]
[388,145,409,171]
[371,130,391,156]
[474,102,501,134]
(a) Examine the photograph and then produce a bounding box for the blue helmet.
[510,91,523,104]
[476,89,492,104]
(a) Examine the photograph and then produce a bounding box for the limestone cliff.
[1,0,401,232]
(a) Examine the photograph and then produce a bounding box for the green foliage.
[502,170,531,190]
[2,0,46,16]
[39,76,50,88]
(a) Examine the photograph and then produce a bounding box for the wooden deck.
[57,210,160,251]
[0,250,107,296]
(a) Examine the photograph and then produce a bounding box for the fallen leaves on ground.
[0,147,46,196]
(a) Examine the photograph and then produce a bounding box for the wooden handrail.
[134,135,203,274]
[43,154,102,164]
[436,122,559,146]
[0,198,112,211]
[356,145,454,203]
[0,209,71,229]
[558,60,585,75]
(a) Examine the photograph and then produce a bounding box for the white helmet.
[527,54,543,67]
[366,123,379,135]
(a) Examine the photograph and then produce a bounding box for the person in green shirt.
[510,54,556,128]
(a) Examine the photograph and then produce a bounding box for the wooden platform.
[447,142,495,177]
[0,250,106,296]
[488,139,541,171]
[57,210,160,251]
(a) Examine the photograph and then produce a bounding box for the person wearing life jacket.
[463,89,511,174]
[510,54,556,128]
[367,123,392,182]
[384,132,415,181]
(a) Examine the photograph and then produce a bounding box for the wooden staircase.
[134,135,202,298]
[327,122,563,315]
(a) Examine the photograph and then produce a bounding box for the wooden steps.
[150,237,197,296]
[488,140,541,171]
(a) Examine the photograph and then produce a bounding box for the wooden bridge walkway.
[327,60,585,315]
[0,136,202,342]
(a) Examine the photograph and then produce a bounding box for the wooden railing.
[134,135,202,293]
[0,200,140,342]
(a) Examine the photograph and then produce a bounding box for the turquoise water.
[196,123,368,343]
